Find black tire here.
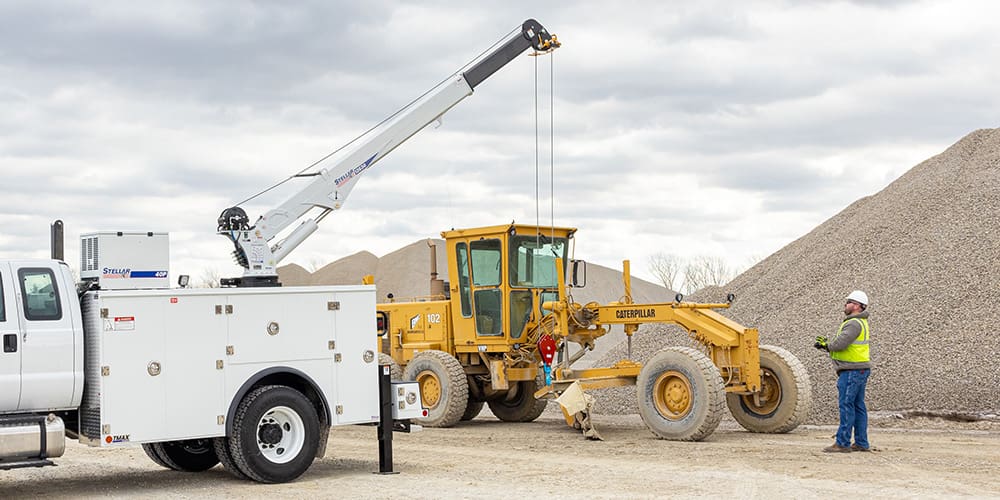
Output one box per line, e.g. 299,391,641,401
637,347,725,441
144,440,219,472
488,373,547,423
378,353,403,381
142,443,172,470
403,350,468,428
726,344,812,433
461,400,485,421
228,385,320,483
214,437,251,481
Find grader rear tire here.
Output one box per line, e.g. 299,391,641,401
378,353,403,381
637,347,725,441
404,350,468,428
726,344,812,433
488,375,547,423
461,400,485,421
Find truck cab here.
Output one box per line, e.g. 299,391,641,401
0,260,83,415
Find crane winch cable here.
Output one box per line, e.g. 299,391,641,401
534,45,540,250
550,49,555,245
531,44,557,251
233,24,522,208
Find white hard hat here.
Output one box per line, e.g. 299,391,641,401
846,290,869,306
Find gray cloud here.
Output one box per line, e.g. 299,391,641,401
1,1,997,282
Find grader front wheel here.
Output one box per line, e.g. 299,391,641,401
403,350,469,428
726,345,812,433
637,347,725,441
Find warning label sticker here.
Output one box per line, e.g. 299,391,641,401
113,316,135,331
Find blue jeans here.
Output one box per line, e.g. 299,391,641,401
836,369,870,448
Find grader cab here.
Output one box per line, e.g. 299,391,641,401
375,224,811,440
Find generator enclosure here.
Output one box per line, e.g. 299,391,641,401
77,284,380,446
80,232,170,290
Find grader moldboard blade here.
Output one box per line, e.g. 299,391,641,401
554,381,602,440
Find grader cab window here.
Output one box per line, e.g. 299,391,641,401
470,239,503,336
470,239,502,286
456,243,472,317
509,235,567,288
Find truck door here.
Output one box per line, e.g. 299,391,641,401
0,264,21,411
12,263,77,410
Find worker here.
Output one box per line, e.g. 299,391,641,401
814,290,871,453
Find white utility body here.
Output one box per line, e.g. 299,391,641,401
80,284,379,445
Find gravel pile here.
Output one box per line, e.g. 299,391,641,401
593,128,1000,423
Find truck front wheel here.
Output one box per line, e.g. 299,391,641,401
143,439,219,472
228,385,320,483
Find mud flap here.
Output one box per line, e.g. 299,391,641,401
556,381,603,441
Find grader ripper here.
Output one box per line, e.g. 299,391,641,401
375,224,811,440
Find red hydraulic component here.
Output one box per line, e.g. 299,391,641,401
538,334,557,366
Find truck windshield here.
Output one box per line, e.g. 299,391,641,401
509,235,567,288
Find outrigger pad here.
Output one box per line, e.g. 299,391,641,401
556,381,603,441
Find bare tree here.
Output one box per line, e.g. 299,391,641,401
682,256,736,294
197,267,222,288
648,252,682,292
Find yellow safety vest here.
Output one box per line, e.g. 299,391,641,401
830,317,870,363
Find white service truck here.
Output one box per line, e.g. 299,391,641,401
0,19,559,484
0,232,422,483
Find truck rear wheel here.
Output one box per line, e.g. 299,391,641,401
637,347,725,441
488,375,547,423
726,345,812,433
143,439,219,472
403,350,468,428
142,443,171,469
213,437,250,480
228,385,320,483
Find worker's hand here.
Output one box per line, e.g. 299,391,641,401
813,336,828,351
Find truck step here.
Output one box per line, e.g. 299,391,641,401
0,458,56,470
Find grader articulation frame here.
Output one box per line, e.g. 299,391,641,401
376,224,811,441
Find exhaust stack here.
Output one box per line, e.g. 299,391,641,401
427,239,446,298
51,220,64,261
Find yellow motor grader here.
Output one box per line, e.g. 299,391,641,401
373,224,811,440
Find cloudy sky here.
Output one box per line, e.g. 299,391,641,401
1,0,997,286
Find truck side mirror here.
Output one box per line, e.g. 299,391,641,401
570,259,586,288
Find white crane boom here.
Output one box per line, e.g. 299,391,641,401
216,19,559,287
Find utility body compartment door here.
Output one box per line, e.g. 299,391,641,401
0,264,21,411
332,289,379,424
96,291,226,444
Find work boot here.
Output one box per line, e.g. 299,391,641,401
851,444,871,452
822,444,851,453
